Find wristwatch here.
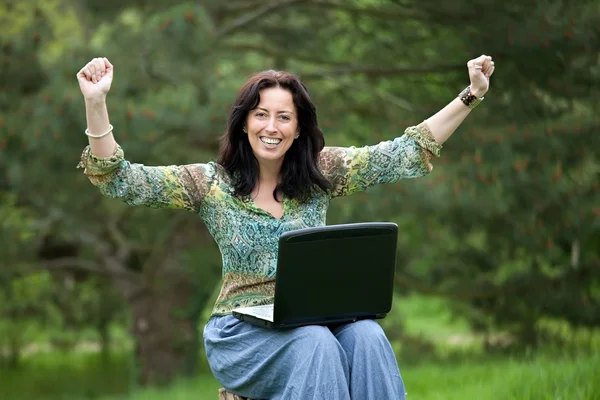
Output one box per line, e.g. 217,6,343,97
459,86,484,109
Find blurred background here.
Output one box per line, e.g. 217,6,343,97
1,0,599,399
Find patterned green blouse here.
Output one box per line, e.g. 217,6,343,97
78,122,441,317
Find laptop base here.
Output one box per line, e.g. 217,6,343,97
232,304,386,330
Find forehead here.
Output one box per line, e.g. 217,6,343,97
257,87,295,111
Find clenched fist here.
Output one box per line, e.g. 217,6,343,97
77,57,114,100
467,55,495,98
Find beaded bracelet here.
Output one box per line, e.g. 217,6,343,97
458,86,484,109
85,124,114,139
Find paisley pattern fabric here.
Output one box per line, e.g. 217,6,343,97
77,122,441,316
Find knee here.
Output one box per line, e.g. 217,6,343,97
297,325,343,349
335,319,389,349
294,325,348,363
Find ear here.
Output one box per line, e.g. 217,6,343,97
243,126,248,133
295,130,300,139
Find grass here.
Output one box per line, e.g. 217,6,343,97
402,353,599,400
0,351,132,400
1,345,597,400
2,295,598,400
99,353,598,400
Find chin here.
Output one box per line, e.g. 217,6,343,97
256,151,285,163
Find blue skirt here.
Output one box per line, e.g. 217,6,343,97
203,315,406,400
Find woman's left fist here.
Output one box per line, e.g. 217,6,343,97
467,55,495,98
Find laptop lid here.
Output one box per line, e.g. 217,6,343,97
272,222,398,325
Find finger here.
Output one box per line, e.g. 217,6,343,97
467,59,483,71
103,57,114,72
76,67,88,80
469,54,492,71
482,59,495,76
482,57,493,72
78,66,93,82
477,54,492,64
97,58,106,77
94,58,105,80
88,62,97,83
470,63,483,73
85,68,94,81
91,58,103,82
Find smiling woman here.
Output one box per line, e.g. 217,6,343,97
245,88,298,163
216,70,331,208
76,54,494,400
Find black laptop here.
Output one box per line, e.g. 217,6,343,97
232,222,398,329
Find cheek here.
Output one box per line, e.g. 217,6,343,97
286,124,298,138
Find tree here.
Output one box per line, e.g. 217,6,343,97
1,0,598,386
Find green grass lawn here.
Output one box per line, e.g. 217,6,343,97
1,350,597,400
2,295,598,400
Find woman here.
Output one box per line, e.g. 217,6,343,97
76,55,494,400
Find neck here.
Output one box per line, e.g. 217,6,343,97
257,159,282,183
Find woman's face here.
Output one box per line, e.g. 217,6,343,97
245,87,299,170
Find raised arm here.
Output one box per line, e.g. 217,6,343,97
76,57,117,157
320,55,495,198
75,58,212,212
425,55,494,144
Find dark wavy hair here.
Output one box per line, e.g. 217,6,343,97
216,70,331,202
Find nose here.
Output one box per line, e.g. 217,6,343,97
265,117,277,133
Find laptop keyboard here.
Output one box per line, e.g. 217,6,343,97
238,304,274,322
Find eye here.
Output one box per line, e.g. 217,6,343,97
279,115,291,121
255,112,266,118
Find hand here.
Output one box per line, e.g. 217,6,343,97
76,57,114,101
467,55,495,98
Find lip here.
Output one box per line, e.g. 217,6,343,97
259,137,283,145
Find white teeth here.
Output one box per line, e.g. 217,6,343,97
260,137,282,145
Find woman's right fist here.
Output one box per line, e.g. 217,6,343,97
77,57,113,100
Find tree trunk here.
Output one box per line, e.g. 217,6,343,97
128,277,199,386
519,316,539,349
113,217,214,387
8,335,21,369
97,319,111,362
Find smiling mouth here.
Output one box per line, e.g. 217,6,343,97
260,137,282,145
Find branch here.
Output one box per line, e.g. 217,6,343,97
10,257,136,281
74,230,140,280
105,208,148,261
300,63,464,80
223,0,417,21
222,43,353,68
333,76,415,111
214,0,307,39
302,0,417,19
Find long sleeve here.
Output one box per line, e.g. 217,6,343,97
319,122,442,198
76,143,214,213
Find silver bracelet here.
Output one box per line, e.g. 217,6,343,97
85,124,114,138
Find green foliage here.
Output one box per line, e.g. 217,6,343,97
0,272,53,367
0,0,599,386
0,193,38,263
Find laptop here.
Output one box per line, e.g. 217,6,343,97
232,222,398,329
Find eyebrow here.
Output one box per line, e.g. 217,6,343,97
256,107,294,114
